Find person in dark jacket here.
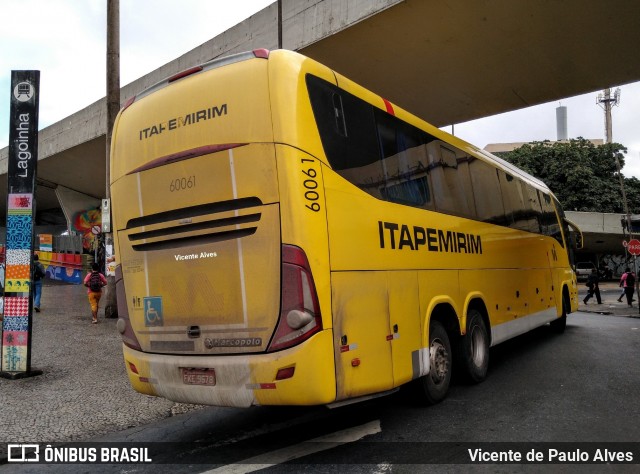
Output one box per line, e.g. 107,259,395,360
583,268,601,305
33,254,46,312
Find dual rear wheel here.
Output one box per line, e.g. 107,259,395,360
456,309,490,383
417,292,569,404
417,309,490,404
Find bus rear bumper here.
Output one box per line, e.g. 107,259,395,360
122,329,336,408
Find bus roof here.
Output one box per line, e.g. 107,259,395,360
123,47,557,201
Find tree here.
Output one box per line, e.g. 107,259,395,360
501,138,638,213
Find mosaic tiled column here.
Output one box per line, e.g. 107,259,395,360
1,70,42,378
2,194,34,371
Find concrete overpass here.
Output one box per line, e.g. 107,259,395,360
2,0,640,228
565,211,636,278
565,211,627,256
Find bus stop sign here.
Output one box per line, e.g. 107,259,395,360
628,239,640,255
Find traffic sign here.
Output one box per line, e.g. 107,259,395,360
627,239,640,255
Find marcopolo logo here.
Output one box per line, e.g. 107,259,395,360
205,337,262,348
13,81,35,102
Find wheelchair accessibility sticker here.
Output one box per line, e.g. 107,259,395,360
144,296,163,327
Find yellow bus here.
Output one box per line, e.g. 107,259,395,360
110,49,580,408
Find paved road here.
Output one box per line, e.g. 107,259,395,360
1,282,639,472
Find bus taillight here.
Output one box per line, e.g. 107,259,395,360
267,245,322,352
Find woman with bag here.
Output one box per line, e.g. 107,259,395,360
83,263,107,323
617,268,636,307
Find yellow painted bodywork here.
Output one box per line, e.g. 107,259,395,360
122,328,335,407
111,49,578,408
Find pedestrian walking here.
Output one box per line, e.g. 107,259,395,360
583,268,602,304
32,254,46,312
617,267,636,307
83,262,107,323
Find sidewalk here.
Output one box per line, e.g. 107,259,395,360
578,281,640,317
0,281,202,460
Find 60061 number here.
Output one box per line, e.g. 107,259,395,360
301,159,320,212
170,176,196,192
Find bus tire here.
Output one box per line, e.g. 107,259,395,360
457,309,489,383
550,293,568,334
416,320,452,405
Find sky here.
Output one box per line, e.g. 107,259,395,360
1,0,639,178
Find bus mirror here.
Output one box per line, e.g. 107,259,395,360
574,232,583,250
565,219,583,250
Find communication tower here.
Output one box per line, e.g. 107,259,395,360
596,87,621,144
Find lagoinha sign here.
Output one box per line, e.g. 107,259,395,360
1,70,41,378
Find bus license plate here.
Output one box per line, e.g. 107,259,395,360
181,368,216,386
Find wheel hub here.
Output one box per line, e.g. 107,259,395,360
430,338,449,383
470,326,487,367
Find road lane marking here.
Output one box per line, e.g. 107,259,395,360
201,419,381,474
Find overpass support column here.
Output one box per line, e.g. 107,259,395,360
55,186,102,237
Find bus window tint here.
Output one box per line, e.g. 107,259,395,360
523,184,543,234
375,109,434,209
427,143,474,218
517,180,542,234
307,72,564,243
454,152,477,218
307,74,439,208
499,171,529,231
541,193,564,247
306,74,379,172
469,159,505,225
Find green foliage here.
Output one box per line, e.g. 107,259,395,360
501,138,635,213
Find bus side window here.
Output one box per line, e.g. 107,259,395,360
375,110,434,209
469,158,506,225
498,171,531,231
427,143,475,218
307,74,378,172
307,74,385,199
332,93,347,137
540,192,564,247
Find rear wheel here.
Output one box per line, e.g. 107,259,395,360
416,320,452,405
457,309,489,383
550,293,568,334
